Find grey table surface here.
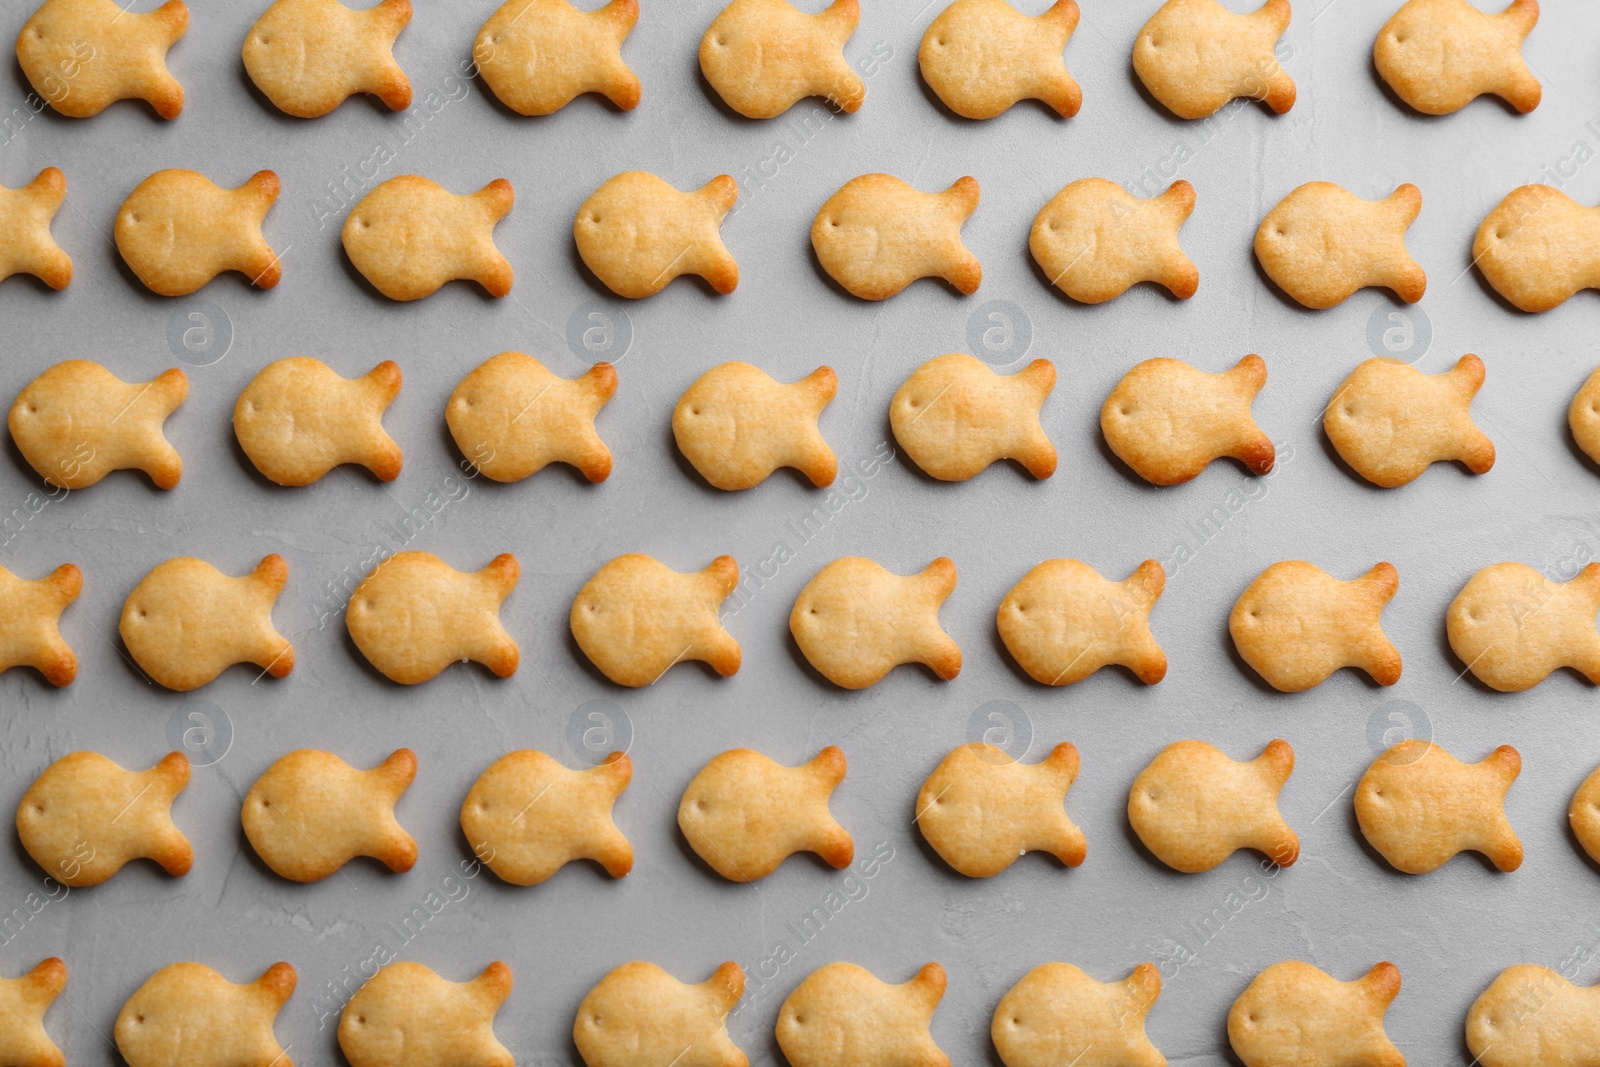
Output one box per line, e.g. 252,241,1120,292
1,0,1598,1063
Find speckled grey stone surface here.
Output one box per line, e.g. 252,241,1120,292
0,0,1597,1064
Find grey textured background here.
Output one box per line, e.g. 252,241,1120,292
0,0,1597,1063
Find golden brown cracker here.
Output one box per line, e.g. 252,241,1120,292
777,963,949,1067
0,168,71,289
813,174,980,300
1569,367,1600,468
244,0,411,117
17,751,191,887
679,747,852,881
673,363,837,490
1325,355,1493,487
116,169,281,296
1474,185,1600,313
1132,0,1293,119
1229,962,1404,1067
919,0,1079,119
1101,355,1274,485
448,354,616,483
998,558,1165,685
9,361,187,490
1447,562,1600,691
1256,182,1425,308
1230,560,1401,692
115,962,294,1067
993,963,1164,1067
1375,0,1539,115
243,748,417,882
891,354,1055,481
340,962,514,1067
570,554,741,686
916,742,1085,877
1467,965,1600,1067
234,357,402,486
700,0,861,118
1356,740,1522,873
18,0,187,118
477,0,640,115
462,750,632,886
0,563,80,686
575,962,746,1067
344,175,513,300
121,555,293,691
790,556,961,689
1570,764,1600,865
1128,739,1298,873
347,551,519,684
0,958,66,1067
1031,179,1196,303
575,171,738,298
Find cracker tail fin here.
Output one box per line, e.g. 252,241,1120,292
1500,0,1539,40
480,552,521,604
821,0,861,37
251,553,290,596
254,961,298,1008
375,0,413,32
1037,67,1082,119
1044,741,1080,785
1360,961,1403,1009
706,961,746,1009
45,563,82,604
471,961,514,1010
1043,0,1080,35
376,747,419,794
1229,352,1269,392
1255,0,1291,33
908,962,948,1009
800,365,839,408
1500,62,1541,113
1256,738,1296,784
